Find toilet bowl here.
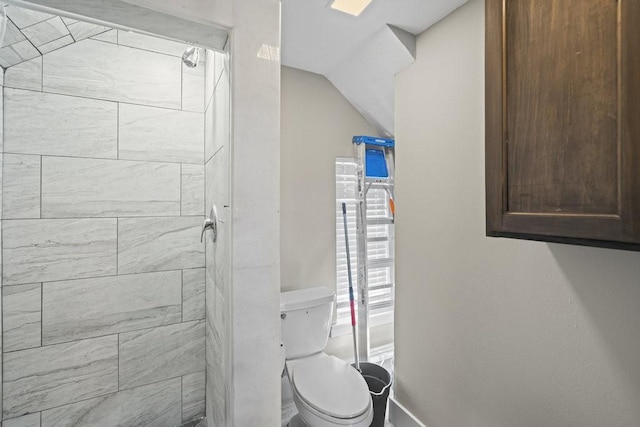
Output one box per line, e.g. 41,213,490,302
287,354,373,427
281,288,373,427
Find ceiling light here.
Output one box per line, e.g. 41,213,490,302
330,0,373,16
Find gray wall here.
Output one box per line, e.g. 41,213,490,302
280,66,393,358
280,66,376,294
394,0,640,426
1,24,206,426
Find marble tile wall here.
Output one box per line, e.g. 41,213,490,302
1,16,207,426
118,104,204,164
43,40,182,108
40,378,182,427
3,335,119,418
182,372,206,423
41,157,181,217
119,320,205,390
4,58,43,92
41,271,183,345
0,6,115,68
0,39,39,69
4,413,40,427
3,283,42,352
4,88,118,158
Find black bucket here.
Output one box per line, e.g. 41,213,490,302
353,362,392,427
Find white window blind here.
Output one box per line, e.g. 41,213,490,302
334,157,394,335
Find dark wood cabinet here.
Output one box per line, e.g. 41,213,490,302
485,0,640,250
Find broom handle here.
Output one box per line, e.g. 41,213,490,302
342,202,360,371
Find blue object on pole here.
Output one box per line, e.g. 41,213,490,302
365,149,388,178
352,135,394,178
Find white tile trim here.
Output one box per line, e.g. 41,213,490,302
389,397,427,427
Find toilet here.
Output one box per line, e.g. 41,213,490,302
281,287,374,427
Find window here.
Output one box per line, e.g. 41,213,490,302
333,157,394,336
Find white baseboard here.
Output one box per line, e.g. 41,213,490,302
389,397,426,427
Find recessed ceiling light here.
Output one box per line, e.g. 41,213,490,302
330,0,373,16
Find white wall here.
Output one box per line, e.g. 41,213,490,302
228,1,281,425
204,48,231,427
394,1,640,426
280,66,393,356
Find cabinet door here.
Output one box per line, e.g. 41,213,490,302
486,0,640,248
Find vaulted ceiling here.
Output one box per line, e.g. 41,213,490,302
281,0,467,137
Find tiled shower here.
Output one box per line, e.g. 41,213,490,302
0,4,231,426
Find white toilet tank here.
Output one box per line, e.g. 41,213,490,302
281,287,335,359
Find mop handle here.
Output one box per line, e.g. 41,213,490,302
342,202,360,371
342,202,356,326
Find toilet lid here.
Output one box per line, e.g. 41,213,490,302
291,355,370,419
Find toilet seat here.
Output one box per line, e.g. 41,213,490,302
290,355,373,426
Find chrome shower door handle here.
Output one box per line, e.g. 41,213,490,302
201,217,217,243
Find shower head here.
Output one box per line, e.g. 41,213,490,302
182,46,199,68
